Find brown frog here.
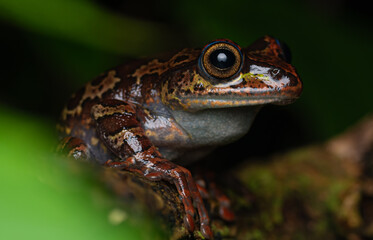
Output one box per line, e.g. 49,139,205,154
58,36,302,239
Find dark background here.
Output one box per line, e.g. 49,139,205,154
1,0,372,144
0,0,372,239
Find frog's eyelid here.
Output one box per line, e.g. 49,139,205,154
201,39,242,55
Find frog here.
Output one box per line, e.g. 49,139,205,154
58,35,302,239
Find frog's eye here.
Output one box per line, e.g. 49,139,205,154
275,39,292,63
199,40,243,80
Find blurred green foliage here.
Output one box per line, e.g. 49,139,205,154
0,107,165,240
0,0,167,55
0,0,372,239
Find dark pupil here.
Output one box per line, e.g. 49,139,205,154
209,49,235,69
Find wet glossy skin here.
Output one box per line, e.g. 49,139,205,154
58,36,302,239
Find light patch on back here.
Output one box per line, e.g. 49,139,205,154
91,104,134,120
131,48,200,85
62,70,121,120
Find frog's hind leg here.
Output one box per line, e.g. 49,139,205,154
58,136,90,160
195,173,235,222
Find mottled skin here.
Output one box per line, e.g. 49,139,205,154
58,36,302,239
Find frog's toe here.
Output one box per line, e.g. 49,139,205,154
168,166,212,237
201,222,213,239
183,213,195,232
195,173,236,222
210,182,236,222
196,179,210,198
219,204,235,222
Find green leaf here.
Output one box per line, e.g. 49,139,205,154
0,106,165,240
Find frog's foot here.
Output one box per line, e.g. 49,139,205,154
106,157,213,239
58,136,90,160
209,181,235,222
196,177,235,222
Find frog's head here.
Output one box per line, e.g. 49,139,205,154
161,36,302,111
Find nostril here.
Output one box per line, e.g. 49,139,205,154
269,68,283,80
271,68,280,75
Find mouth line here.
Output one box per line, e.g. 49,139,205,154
179,95,298,109
181,95,295,102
